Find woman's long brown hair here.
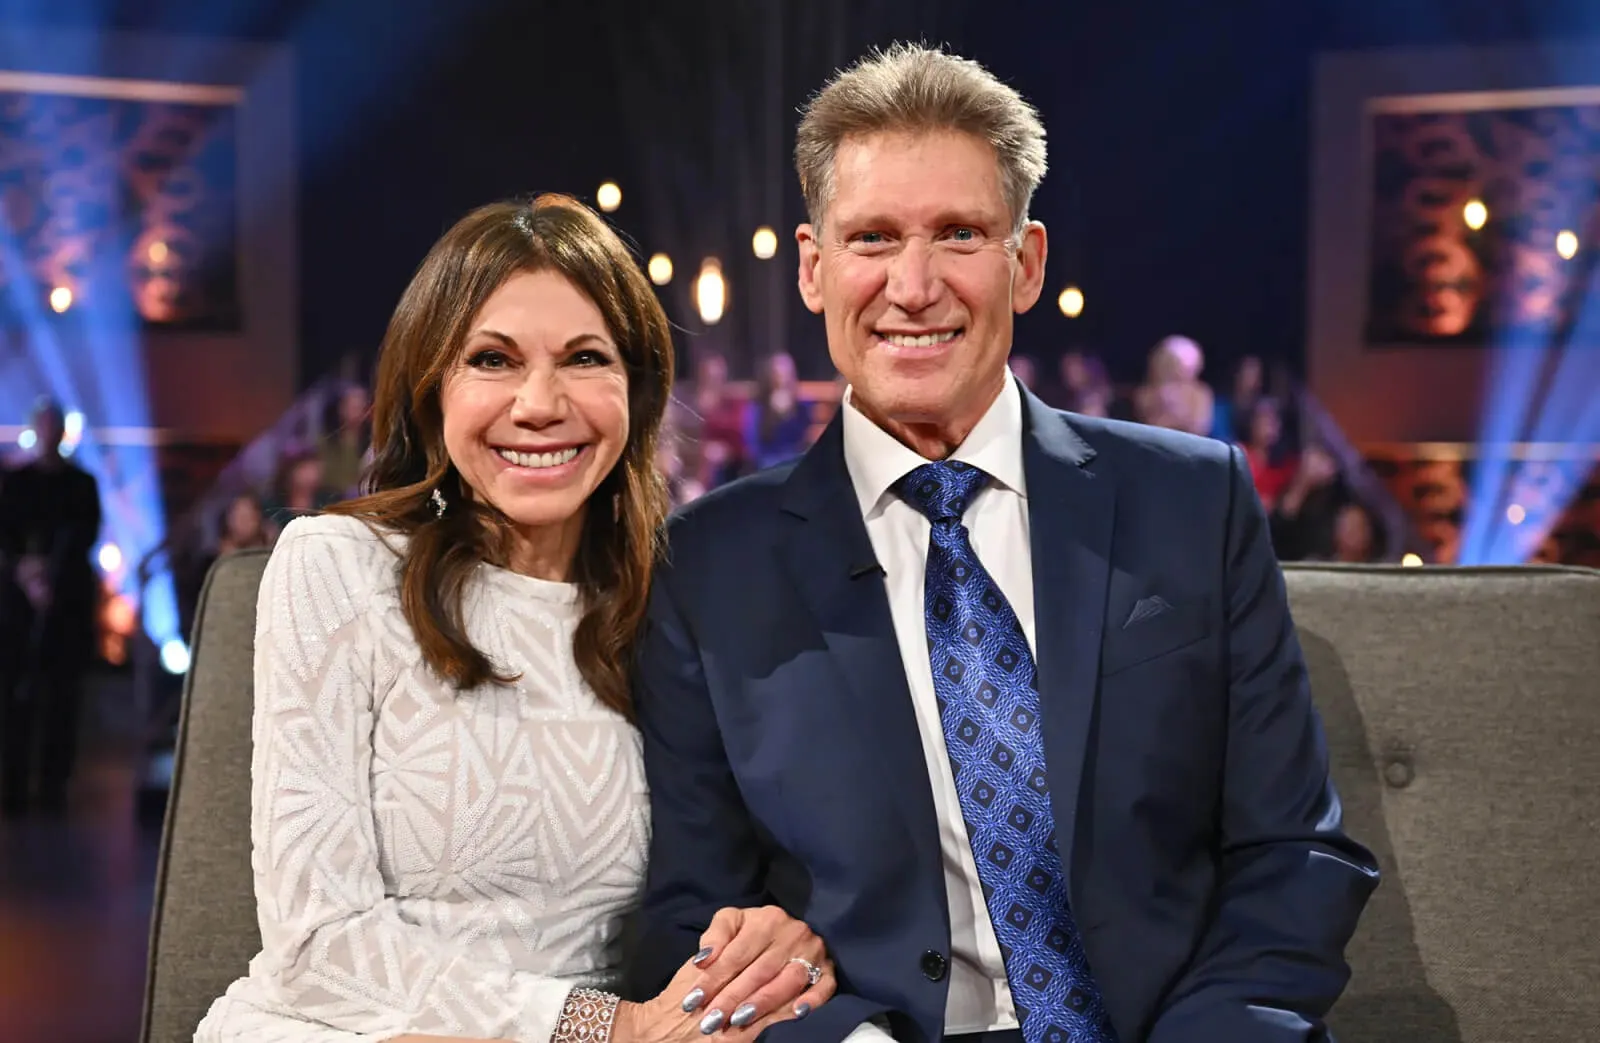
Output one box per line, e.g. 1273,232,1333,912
327,195,674,718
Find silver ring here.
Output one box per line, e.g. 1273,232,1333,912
788,957,823,986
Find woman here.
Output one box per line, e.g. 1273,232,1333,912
318,382,375,497
1328,501,1384,563
1239,397,1298,512
741,352,812,472
198,197,833,1043
177,492,273,642
1209,354,1263,443
1132,334,1214,436
1055,349,1112,417
214,491,273,554
261,447,338,536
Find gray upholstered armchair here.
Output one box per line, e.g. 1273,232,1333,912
139,554,1600,1043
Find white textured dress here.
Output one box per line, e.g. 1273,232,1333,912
196,514,650,1043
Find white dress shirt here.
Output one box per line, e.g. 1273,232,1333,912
840,376,1033,1034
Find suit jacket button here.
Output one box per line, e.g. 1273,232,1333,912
920,951,948,981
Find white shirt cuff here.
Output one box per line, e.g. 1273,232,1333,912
841,1016,896,1043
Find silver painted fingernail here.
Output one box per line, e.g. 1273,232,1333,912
681,988,706,1012
793,1003,811,1019
691,946,714,965
729,1004,757,1028
699,1010,726,1034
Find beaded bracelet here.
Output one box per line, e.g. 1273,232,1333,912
553,987,622,1043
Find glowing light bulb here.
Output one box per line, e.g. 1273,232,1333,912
161,639,191,675
695,259,726,325
1057,286,1084,318
98,543,123,573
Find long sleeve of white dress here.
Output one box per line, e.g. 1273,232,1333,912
197,516,650,1043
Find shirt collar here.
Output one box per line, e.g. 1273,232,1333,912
840,374,1028,521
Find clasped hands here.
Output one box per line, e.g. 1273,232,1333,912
385,904,833,1043
619,904,834,1043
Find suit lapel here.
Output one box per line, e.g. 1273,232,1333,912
1021,390,1115,893
776,416,945,877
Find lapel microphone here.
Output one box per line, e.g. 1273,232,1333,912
849,563,885,579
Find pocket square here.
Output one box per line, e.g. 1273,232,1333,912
1123,595,1173,628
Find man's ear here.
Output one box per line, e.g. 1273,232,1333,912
1011,220,1048,314
797,223,825,315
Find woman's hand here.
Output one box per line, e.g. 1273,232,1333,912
683,906,834,1028
615,905,835,1043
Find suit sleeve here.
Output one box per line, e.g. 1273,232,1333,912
627,559,891,1042
626,562,772,998
1146,446,1380,1043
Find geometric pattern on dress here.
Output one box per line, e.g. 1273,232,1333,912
195,514,648,1043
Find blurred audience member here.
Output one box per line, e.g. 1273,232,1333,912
1043,349,1112,417
1270,444,1352,561
687,350,745,484
1241,397,1298,511
0,398,102,817
218,491,273,554
657,405,711,508
262,448,336,537
177,492,274,642
1212,354,1264,442
1008,353,1038,391
319,383,373,497
1134,335,1214,435
743,351,812,471
1329,502,1384,563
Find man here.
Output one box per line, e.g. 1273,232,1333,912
0,398,103,816
629,44,1377,1043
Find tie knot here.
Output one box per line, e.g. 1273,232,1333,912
893,460,989,524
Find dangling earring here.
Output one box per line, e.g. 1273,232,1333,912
430,487,447,518
613,492,621,522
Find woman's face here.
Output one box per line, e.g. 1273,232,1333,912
339,386,370,428
288,458,323,496
225,495,263,541
1235,356,1263,398
768,351,798,390
1335,504,1375,560
1250,402,1282,447
697,354,728,392
438,270,630,572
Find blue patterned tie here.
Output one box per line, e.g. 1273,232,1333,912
894,460,1115,1043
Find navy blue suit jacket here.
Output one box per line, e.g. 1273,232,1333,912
627,389,1378,1043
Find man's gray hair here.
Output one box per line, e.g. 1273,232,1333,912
795,42,1048,234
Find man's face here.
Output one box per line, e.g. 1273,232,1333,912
797,130,1046,448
